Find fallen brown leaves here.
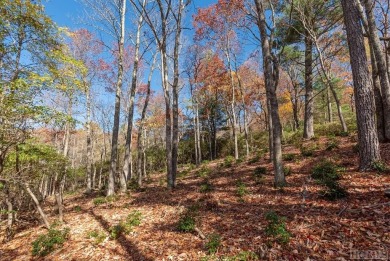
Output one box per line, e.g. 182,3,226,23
0,136,389,260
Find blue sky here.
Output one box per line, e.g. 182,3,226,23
42,0,221,123
44,0,216,30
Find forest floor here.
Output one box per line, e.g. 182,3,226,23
1,135,389,260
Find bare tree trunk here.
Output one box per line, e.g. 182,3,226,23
303,30,315,139
330,84,348,133
236,70,250,157
86,83,92,193
327,85,333,123
195,103,202,164
25,183,50,229
254,0,285,187
108,0,126,196
363,0,390,141
370,49,386,142
136,55,155,186
170,0,186,188
341,0,381,170
225,47,239,160
123,0,146,191
4,183,14,242
314,40,348,133
267,99,274,161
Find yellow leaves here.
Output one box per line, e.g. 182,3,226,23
278,91,293,119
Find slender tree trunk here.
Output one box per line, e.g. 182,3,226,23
4,183,14,242
314,40,348,133
171,0,185,188
341,0,381,170
107,0,126,196
25,183,50,229
370,49,386,142
327,85,333,123
303,30,315,139
225,48,239,160
237,73,250,157
136,55,155,187
267,99,274,161
86,83,92,193
254,0,285,187
330,83,348,133
123,0,146,190
195,103,202,164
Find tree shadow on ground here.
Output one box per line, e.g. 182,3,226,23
88,209,153,261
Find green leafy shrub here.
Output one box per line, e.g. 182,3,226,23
224,156,235,167
283,166,292,176
311,161,340,180
253,167,266,184
205,233,221,254
122,210,142,233
311,161,347,200
283,153,295,161
225,251,259,261
106,195,119,203
236,181,248,198
178,205,199,232
128,179,141,191
86,229,106,245
197,166,211,178
318,178,348,200
372,161,388,173
178,215,196,232
236,157,244,164
178,169,190,178
325,139,339,151
73,205,82,212
32,227,70,256
200,180,213,193
264,211,290,244
109,224,124,239
300,146,315,157
93,197,106,206
249,155,261,164
254,167,267,176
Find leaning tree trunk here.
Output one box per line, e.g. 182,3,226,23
326,85,333,123
341,0,381,170
25,183,50,229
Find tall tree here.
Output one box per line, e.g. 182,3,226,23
341,0,381,170
122,0,147,192
81,0,128,195
253,0,286,187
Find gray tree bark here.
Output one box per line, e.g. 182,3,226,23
363,0,390,141
122,1,145,192
341,0,381,170
254,0,285,187
107,0,127,196
303,30,315,139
